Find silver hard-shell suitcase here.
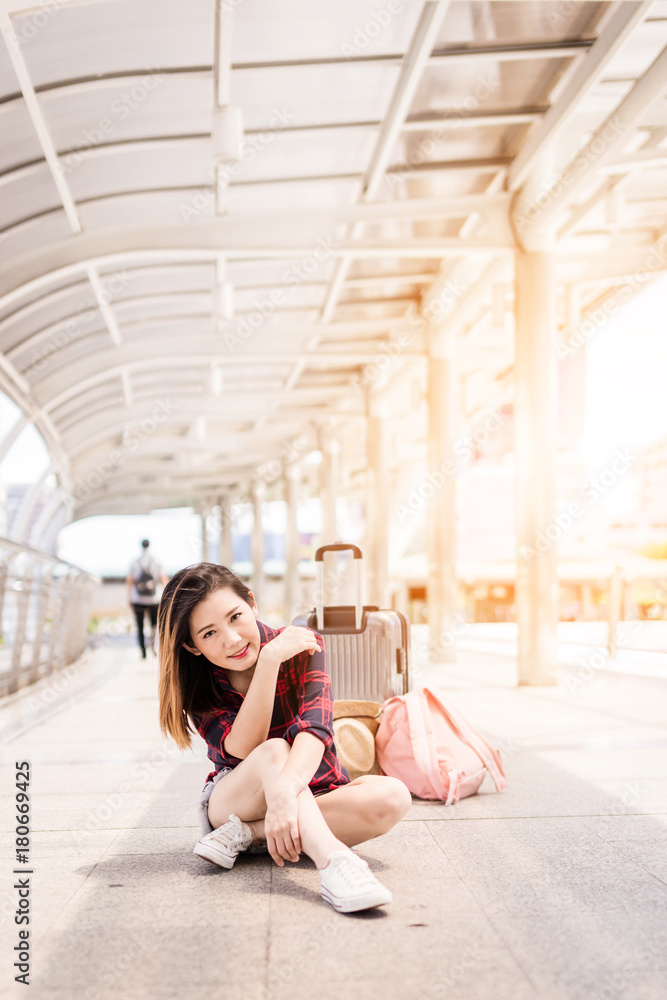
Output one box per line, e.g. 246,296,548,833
293,544,410,702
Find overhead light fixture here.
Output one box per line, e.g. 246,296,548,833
212,105,244,165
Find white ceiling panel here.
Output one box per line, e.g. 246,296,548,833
76,189,216,229
14,0,215,89
101,263,214,299
437,1,607,46
232,0,423,63
121,317,213,341
0,278,92,345
0,209,72,263
114,291,212,324
230,62,402,129
38,73,212,151
226,176,362,214
413,56,572,120
0,159,67,229
217,125,378,185
0,33,21,97
10,313,110,374
396,122,511,164
0,98,47,172
65,137,214,202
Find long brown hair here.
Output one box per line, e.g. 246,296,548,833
158,562,254,749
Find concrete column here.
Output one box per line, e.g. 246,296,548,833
366,399,390,608
622,579,634,622
284,464,300,619
426,342,458,662
319,425,339,545
200,509,209,562
607,563,624,657
515,250,559,685
581,582,595,621
218,494,233,567
250,482,265,612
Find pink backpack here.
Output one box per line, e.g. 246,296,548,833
375,687,507,803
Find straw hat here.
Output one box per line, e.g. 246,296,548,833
333,700,382,736
332,716,381,781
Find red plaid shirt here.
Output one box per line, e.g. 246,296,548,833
193,620,350,794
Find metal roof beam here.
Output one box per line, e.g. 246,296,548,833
403,108,546,131
263,0,451,434
430,39,593,64
0,230,513,312
41,363,360,414
8,313,428,359
318,0,452,334
0,188,511,246
32,338,425,402
522,42,667,235
508,1,653,192
0,360,70,486
66,409,358,458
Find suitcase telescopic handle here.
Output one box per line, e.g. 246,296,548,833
315,544,363,632
314,544,362,561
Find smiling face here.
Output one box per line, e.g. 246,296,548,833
185,586,261,672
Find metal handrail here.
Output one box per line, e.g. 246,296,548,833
0,535,98,572
0,536,99,697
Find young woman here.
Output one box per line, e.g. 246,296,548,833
158,562,411,914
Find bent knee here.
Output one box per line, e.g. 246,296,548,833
385,777,412,819
367,776,412,824
252,737,290,765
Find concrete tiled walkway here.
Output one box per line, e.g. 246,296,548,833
1,639,666,1000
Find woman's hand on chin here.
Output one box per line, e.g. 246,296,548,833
263,626,320,664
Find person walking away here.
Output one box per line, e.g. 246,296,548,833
127,539,166,658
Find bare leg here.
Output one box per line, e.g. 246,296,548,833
314,775,412,847
206,742,411,865
248,775,412,850
206,739,346,867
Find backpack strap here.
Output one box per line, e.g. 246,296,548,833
445,769,461,806
404,691,447,801
423,688,507,792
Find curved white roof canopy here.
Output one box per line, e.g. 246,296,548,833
0,0,666,532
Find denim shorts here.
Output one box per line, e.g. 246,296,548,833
198,768,233,838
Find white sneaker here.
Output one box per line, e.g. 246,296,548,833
193,813,253,869
320,849,393,913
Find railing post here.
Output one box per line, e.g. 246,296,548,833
9,564,33,695
47,572,68,674
29,565,55,683
0,558,9,647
